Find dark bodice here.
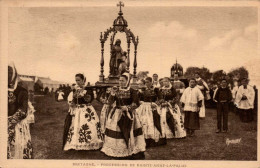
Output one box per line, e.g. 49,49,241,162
139,87,159,102
8,86,28,117
73,97,87,104
108,88,139,107
159,86,177,101
72,88,94,105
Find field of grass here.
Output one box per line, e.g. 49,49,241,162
30,95,257,160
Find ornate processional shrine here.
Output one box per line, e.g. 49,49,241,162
95,1,139,88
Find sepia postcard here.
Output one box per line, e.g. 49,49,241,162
0,0,259,168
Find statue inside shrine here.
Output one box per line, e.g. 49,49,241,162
97,1,139,86
110,39,124,76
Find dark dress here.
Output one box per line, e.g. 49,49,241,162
137,87,166,147
101,88,146,159
8,85,33,159
158,86,186,139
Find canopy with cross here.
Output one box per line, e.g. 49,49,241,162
97,1,139,87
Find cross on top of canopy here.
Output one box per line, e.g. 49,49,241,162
117,1,124,15
100,1,138,46
99,1,139,82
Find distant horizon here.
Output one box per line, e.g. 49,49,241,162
16,64,255,86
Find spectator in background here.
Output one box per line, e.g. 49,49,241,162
55,89,59,101
208,83,216,108
172,73,185,114
61,84,66,99
159,78,164,88
50,88,54,96
58,90,64,102
235,78,255,122
44,87,49,95
232,80,239,115
195,72,209,118
213,78,232,133
152,73,160,88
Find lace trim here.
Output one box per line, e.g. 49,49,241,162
166,133,175,139
64,142,103,151
101,145,145,157
165,133,186,139
132,145,146,155
101,146,132,157
144,134,161,140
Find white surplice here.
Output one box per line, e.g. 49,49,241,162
235,85,255,109
180,87,204,112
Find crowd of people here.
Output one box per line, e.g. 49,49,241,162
60,71,257,160
54,84,72,102
8,60,257,159
207,78,258,123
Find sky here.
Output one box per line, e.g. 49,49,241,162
8,5,259,85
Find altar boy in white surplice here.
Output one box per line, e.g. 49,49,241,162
235,78,255,122
180,78,204,137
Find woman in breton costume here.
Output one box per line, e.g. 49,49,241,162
8,62,33,159
99,87,116,136
101,73,146,159
157,77,186,139
136,77,166,147
63,73,103,150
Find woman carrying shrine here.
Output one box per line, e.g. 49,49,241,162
136,77,166,147
101,73,146,159
157,77,186,139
